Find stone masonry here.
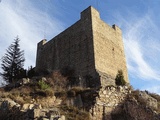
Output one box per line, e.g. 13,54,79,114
35,6,129,87
89,86,159,120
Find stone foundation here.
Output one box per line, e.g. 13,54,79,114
89,86,131,120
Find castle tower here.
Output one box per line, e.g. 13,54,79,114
35,6,129,87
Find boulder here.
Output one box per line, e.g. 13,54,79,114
0,100,9,110
58,115,65,120
27,109,41,119
21,103,42,112
54,99,62,106
22,78,30,85
21,103,30,111
0,98,20,110
49,110,60,120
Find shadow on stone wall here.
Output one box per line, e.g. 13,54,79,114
60,66,101,89
59,67,101,112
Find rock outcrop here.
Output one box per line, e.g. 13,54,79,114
0,97,65,120
88,86,160,120
0,77,160,120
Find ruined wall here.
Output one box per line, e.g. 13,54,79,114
89,86,159,120
89,86,131,120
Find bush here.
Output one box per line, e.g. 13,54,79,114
27,66,36,78
115,70,126,86
38,80,50,90
50,71,68,91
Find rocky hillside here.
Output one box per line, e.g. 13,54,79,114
0,72,160,120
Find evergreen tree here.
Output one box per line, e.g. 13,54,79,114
0,36,25,83
115,70,126,86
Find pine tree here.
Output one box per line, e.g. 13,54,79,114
115,70,126,86
0,36,25,83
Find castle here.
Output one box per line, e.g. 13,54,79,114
35,6,129,87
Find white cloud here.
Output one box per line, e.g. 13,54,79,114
0,0,65,85
114,11,160,81
0,0,64,69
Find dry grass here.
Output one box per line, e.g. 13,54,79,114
148,92,160,113
0,88,9,98
129,90,147,106
0,80,54,106
127,90,160,114
49,71,68,91
5,86,33,105
36,96,55,108
67,87,90,98
59,105,89,120
54,86,90,99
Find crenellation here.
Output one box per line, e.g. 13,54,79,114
81,6,100,20
37,39,47,48
112,24,122,34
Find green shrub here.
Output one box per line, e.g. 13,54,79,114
38,80,50,90
115,70,126,86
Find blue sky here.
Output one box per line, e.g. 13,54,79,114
0,0,160,94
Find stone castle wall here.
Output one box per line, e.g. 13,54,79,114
90,7,128,82
36,10,96,77
35,6,129,86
